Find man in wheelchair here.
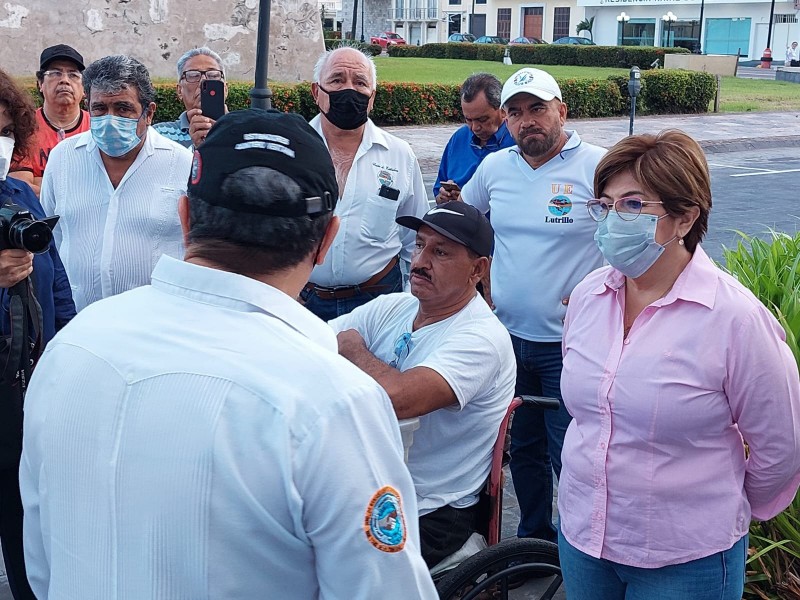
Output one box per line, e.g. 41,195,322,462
331,202,516,568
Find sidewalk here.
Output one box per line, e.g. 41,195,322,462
386,110,800,173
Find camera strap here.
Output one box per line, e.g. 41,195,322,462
1,277,43,392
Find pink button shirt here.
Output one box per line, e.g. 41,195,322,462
559,246,800,568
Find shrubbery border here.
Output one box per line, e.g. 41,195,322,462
22,69,715,126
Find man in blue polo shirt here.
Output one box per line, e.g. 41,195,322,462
434,73,514,203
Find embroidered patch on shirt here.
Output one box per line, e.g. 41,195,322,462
377,169,394,188
364,486,406,552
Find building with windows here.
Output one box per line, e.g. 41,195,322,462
579,0,799,59
439,0,582,42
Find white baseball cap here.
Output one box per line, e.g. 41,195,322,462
501,68,562,106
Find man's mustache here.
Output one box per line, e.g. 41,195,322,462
411,268,431,281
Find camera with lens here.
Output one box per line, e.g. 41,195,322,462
0,200,59,255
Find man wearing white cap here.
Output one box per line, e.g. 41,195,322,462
455,67,606,543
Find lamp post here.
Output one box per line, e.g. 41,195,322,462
661,11,677,47
250,0,273,109
360,0,365,43
695,0,704,53
617,12,630,46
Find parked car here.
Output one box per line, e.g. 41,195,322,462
448,33,477,43
370,31,407,48
509,36,548,45
474,35,509,45
552,36,596,45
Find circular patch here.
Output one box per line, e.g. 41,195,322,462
190,150,202,185
548,195,573,216
364,486,406,553
513,71,536,86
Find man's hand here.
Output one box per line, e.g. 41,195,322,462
188,104,230,148
435,187,461,204
0,249,33,288
337,328,368,360
435,181,462,205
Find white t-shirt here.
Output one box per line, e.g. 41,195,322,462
330,292,516,515
461,130,606,342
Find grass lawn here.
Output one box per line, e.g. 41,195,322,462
373,57,800,113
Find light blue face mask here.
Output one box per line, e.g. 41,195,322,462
594,211,676,279
90,114,143,157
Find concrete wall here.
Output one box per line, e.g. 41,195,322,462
665,53,738,76
0,0,325,82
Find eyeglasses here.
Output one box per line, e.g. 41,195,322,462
42,69,82,81
587,197,665,222
180,69,224,83
388,333,412,368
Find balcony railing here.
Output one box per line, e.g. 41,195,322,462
389,7,439,21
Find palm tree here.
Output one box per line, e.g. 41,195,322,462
576,16,595,42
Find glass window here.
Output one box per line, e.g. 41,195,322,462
553,7,570,40
619,19,655,46
497,8,511,40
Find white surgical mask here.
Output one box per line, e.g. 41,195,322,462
0,136,14,181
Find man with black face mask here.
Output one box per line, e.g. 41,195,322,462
302,47,428,321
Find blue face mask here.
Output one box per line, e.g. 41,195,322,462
90,114,144,157
594,212,676,278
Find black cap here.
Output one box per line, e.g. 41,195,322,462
396,202,494,258
188,109,338,217
40,44,85,71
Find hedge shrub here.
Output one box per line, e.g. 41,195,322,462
25,68,711,127
390,42,689,69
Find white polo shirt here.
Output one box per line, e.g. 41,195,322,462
330,292,516,515
309,116,429,286
41,128,192,312
461,130,606,342
20,256,437,600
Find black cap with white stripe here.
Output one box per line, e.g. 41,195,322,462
396,202,494,258
188,108,338,218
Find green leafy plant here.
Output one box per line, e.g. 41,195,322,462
576,17,595,42
723,231,800,599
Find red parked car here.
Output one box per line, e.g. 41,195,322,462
370,31,407,48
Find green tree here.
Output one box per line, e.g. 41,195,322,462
576,17,595,42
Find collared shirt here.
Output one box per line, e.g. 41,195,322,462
308,116,429,286
11,108,91,178
433,122,515,197
0,177,75,342
559,246,800,568
20,256,437,600
40,128,192,311
153,111,193,148
461,130,606,341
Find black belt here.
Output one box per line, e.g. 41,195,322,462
304,257,399,300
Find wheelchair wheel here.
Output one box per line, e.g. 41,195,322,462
435,537,562,600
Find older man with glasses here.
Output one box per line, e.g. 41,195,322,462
9,45,90,196
154,47,228,149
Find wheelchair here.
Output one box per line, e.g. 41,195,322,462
432,395,564,600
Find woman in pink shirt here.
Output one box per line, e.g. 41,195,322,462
558,130,800,600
